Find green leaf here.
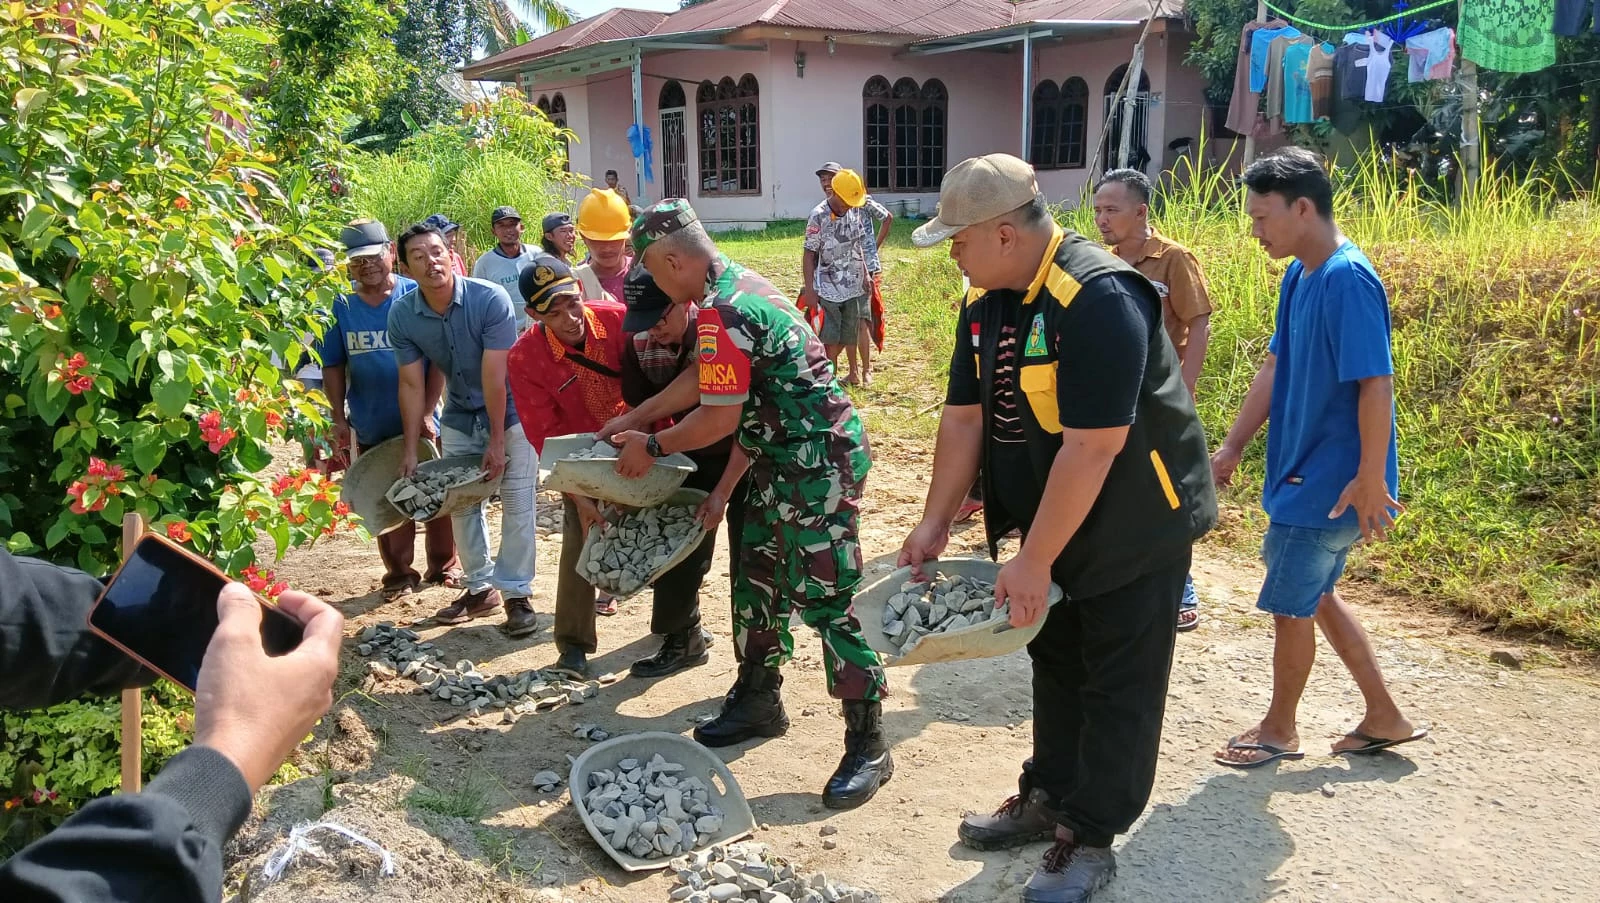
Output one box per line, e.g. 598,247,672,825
20,204,56,242
53,424,77,450
45,518,70,549
236,438,272,473
79,306,118,346
131,423,166,472
152,377,191,417
156,349,177,380
7,532,36,553
267,520,290,559
14,87,47,125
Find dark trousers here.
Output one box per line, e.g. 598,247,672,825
552,469,748,654
1026,552,1189,848
360,440,459,590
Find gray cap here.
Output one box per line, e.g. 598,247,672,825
340,219,390,258
815,161,844,177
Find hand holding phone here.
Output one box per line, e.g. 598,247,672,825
194,584,343,791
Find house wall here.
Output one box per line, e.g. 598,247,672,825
516,25,1216,223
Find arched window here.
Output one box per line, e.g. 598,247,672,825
549,93,568,171
697,74,760,195
863,76,946,192
1102,65,1151,172
1031,77,1088,170
536,95,550,115
660,80,688,199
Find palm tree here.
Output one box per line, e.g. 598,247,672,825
479,0,574,54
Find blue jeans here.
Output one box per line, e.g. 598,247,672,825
1256,522,1364,619
440,421,537,598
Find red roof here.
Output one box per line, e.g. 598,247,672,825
466,0,1184,81
463,8,668,80
650,0,1012,40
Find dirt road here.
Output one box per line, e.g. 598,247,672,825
243,443,1600,902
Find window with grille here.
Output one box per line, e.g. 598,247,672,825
696,75,760,195
1030,78,1088,170
1101,65,1151,172
862,76,946,192
550,93,569,172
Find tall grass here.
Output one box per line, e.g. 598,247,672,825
721,158,1600,645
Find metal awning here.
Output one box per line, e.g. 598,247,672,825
468,30,763,85
903,19,1143,55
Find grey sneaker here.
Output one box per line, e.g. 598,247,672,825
1022,842,1116,903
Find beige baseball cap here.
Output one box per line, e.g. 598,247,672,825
911,153,1042,247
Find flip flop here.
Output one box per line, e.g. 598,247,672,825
1335,728,1429,755
1177,608,1201,632
1215,736,1306,769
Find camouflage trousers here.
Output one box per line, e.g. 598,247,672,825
732,469,888,701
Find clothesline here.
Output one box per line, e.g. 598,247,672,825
1261,0,1455,33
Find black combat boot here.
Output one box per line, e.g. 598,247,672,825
822,699,894,809
693,660,789,747
630,626,711,679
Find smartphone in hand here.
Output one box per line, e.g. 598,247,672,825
87,534,305,692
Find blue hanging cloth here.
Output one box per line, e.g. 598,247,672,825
627,124,655,184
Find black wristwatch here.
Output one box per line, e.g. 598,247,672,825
645,433,666,458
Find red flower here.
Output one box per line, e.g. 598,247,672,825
233,234,247,249
279,499,294,516
165,521,192,542
41,304,62,319
65,376,94,394
174,196,191,211
333,501,351,516
269,580,289,596
265,410,283,429
206,428,235,454
200,410,221,429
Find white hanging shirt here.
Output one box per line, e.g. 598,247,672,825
1365,33,1394,103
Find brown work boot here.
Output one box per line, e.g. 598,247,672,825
500,596,540,638
431,588,502,625
958,786,1060,851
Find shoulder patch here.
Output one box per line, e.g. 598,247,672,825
1044,265,1081,310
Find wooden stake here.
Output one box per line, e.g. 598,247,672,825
119,512,145,793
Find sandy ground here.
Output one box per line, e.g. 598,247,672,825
233,438,1600,903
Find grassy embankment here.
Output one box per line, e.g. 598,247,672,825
717,161,1600,646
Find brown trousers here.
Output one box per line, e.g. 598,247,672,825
359,439,460,590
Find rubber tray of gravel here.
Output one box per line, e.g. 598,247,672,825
569,731,755,872
578,488,708,600
539,432,696,508
853,557,1064,667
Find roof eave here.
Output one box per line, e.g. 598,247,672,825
904,18,1153,55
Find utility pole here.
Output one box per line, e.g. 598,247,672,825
1458,0,1480,194
1240,0,1268,167
1118,39,1146,168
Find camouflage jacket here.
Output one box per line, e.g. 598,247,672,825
694,254,870,489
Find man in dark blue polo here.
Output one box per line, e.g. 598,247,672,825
388,222,539,638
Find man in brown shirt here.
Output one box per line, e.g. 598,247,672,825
1094,168,1212,631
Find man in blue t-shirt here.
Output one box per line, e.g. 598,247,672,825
322,220,462,598
1211,149,1425,770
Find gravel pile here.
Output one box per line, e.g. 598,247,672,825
355,623,617,723
388,466,482,520
579,753,726,861
881,574,1007,656
578,502,701,596
666,842,880,903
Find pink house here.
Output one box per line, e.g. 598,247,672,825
464,0,1220,225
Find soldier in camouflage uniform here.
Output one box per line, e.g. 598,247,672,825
609,199,891,810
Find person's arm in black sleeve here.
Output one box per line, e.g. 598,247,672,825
0,549,151,711
945,297,979,407
0,745,252,903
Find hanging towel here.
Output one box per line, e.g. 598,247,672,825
1250,25,1302,92
1553,0,1598,35
1266,34,1314,132
1226,21,1272,137
1460,0,1557,73
1365,31,1394,103
1309,43,1337,120
1406,28,1456,82
1282,41,1316,124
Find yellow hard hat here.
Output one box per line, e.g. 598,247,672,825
577,188,632,241
830,168,867,208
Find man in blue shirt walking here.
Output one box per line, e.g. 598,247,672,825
389,223,540,638
1212,149,1425,768
322,220,462,598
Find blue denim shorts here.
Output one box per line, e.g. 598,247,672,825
1256,522,1364,619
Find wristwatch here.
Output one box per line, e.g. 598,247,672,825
645,433,666,458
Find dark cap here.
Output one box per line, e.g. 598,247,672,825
518,254,580,314
491,205,522,225
815,161,844,177
423,213,459,234
541,212,573,234
340,219,390,258
622,268,674,333
630,199,700,255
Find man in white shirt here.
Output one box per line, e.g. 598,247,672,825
471,206,539,333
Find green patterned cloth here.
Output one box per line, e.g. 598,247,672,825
1460,0,1556,73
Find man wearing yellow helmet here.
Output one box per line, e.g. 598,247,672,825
573,187,636,303
802,165,886,385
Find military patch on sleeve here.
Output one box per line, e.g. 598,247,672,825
1024,312,1048,357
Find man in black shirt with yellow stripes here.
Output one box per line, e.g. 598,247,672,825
898,154,1217,903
